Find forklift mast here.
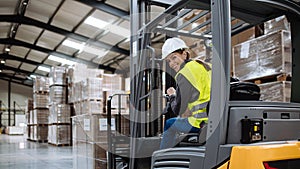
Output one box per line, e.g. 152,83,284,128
129,0,300,169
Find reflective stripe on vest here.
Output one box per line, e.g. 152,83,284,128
193,112,208,118
190,101,209,113
175,60,211,128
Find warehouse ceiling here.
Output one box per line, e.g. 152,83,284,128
0,0,295,87
0,0,136,87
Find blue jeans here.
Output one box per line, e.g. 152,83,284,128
160,117,200,149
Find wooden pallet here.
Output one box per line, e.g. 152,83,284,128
245,73,291,84
82,98,103,102
27,123,49,127
49,123,70,126
27,139,48,143
48,142,72,147
33,91,49,95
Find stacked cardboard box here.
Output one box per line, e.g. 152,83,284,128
232,16,292,102
29,76,50,142
81,100,104,114
48,66,72,146
48,125,71,145
264,15,290,35
68,65,130,168
33,109,49,124
33,76,49,92
72,113,130,169
259,81,291,102
82,78,103,100
232,30,291,81
49,66,67,86
32,125,48,141
73,141,107,169
33,93,49,108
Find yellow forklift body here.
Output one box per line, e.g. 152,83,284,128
220,142,300,169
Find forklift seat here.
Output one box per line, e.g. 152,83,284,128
177,124,207,147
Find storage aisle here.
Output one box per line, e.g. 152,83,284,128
0,134,73,169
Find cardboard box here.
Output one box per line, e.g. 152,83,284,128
232,30,291,81
73,141,107,169
48,124,71,145
264,15,290,35
49,104,71,124
259,81,291,102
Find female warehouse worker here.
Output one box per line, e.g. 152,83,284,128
160,37,211,149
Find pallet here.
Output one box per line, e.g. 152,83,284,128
33,91,49,95
33,107,49,110
28,123,49,127
48,142,71,147
49,84,67,88
245,73,291,84
82,98,103,102
27,139,48,143
49,123,70,126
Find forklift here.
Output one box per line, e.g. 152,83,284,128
107,0,300,168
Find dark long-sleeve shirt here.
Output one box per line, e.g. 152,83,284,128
169,61,200,116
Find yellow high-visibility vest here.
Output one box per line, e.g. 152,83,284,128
175,60,211,128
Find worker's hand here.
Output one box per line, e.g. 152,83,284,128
166,87,176,95
181,108,192,118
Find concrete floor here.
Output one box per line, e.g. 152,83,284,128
0,134,73,169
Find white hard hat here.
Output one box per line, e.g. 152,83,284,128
161,37,188,60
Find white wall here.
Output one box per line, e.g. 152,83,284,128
0,79,33,110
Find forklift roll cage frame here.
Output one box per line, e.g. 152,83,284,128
127,0,300,168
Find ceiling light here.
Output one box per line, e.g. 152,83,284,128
0,70,2,73
84,16,130,38
0,60,5,64
62,39,85,51
82,46,108,57
84,16,109,29
62,38,108,57
5,48,10,52
124,38,130,42
37,66,51,72
48,55,76,66
30,74,36,79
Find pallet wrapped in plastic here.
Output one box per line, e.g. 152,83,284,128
25,98,34,113
258,81,291,102
102,74,124,91
49,104,71,124
68,82,82,104
82,78,103,100
49,66,67,86
72,114,130,144
33,109,49,124
233,30,291,81
33,125,48,141
48,124,71,145
67,64,104,84
49,86,67,104
81,100,104,115
33,76,49,92
73,141,107,169
72,114,116,143
33,93,49,108
264,15,290,35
